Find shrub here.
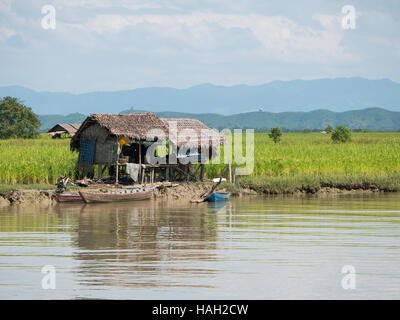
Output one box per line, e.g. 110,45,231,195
331,125,351,143
269,127,282,143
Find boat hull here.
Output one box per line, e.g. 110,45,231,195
53,193,83,202
79,188,153,203
205,192,231,202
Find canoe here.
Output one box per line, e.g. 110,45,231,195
53,193,83,203
79,186,154,203
205,192,231,202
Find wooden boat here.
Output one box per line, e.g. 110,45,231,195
205,192,231,202
79,186,154,203
53,193,83,203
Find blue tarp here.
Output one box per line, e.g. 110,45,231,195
78,139,95,164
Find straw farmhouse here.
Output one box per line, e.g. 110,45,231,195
70,112,223,183
48,123,81,138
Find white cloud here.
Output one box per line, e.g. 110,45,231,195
1,0,399,91
81,13,349,62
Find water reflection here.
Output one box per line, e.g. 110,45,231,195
70,202,218,290
1,193,400,299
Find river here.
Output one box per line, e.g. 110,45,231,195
1,193,400,299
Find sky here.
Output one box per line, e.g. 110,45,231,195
1,0,400,93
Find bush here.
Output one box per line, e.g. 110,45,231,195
269,127,282,143
331,125,351,143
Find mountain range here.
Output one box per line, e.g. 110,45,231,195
2,77,400,131
37,107,400,132
1,77,400,115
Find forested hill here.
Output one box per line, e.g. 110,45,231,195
149,108,400,131
39,107,400,131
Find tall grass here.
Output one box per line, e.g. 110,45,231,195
0,135,77,184
1,132,400,191
204,132,400,192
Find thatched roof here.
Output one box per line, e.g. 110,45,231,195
161,118,224,148
71,112,168,150
47,123,81,136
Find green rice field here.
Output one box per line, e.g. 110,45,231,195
0,135,77,185
1,132,400,192
206,131,400,192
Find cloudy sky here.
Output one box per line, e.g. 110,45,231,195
1,0,400,92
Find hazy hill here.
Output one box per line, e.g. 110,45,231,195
2,77,400,115
38,107,400,131
153,108,400,131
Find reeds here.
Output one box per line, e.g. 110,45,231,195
0,135,77,184
1,132,400,191
205,132,400,192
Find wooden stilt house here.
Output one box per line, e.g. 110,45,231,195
70,113,224,183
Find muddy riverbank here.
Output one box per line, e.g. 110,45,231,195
0,181,392,207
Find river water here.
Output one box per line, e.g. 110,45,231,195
0,193,399,299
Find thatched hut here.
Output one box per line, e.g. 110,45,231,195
70,112,168,182
47,123,81,138
70,113,224,183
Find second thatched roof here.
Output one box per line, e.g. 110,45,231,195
161,118,224,148
48,123,81,136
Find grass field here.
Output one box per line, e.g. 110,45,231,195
205,131,400,193
1,132,400,193
0,134,77,185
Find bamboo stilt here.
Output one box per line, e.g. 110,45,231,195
98,164,102,179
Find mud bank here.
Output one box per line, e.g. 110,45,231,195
0,190,55,206
0,182,239,206
244,185,395,195
0,182,392,207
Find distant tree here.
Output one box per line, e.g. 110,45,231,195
325,125,334,133
331,125,351,143
269,127,282,143
0,97,41,139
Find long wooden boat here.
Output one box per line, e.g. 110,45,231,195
205,192,231,202
53,193,83,203
79,186,154,203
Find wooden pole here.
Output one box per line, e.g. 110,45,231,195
229,163,232,183
115,136,120,184
200,164,205,181
98,164,102,179
166,166,169,182
138,142,142,182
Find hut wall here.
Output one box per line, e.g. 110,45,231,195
81,124,108,142
80,124,118,165
94,137,118,164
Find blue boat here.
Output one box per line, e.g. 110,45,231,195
205,192,231,202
